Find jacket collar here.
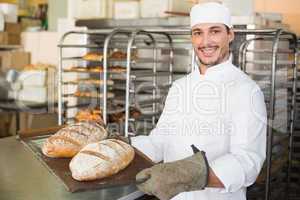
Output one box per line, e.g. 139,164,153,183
194,54,233,80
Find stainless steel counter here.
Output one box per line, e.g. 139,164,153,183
0,136,142,200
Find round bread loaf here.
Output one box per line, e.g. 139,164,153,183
42,122,108,158
69,139,135,181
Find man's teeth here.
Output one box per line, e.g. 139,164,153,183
201,47,216,54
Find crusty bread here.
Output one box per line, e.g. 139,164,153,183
88,66,103,72
79,79,114,85
69,139,135,181
109,107,141,123
110,51,127,59
110,50,138,60
83,52,103,61
75,109,104,125
42,122,108,158
74,91,115,99
111,66,126,73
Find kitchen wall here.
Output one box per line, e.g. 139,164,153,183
0,0,47,6
28,0,47,5
0,0,17,3
255,0,300,34
47,0,67,31
25,0,300,35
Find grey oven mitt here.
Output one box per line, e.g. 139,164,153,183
135,145,209,200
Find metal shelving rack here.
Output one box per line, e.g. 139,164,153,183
236,29,298,200
288,38,300,200
58,29,114,125
102,29,175,137
57,29,175,137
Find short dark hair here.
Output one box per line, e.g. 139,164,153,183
225,25,230,33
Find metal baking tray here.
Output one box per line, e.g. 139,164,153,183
19,127,154,193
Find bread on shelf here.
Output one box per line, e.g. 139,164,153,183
42,121,108,158
109,107,141,123
87,66,126,73
87,66,104,72
66,65,126,73
75,109,104,125
78,79,114,85
74,106,141,125
83,52,103,62
110,51,127,59
74,91,115,99
109,50,138,60
65,79,113,86
111,66,126,72
69,139,135,181
69,66,87,72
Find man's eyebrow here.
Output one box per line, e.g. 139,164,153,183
209,26,223,30
192,26,224,32
192,28,202,32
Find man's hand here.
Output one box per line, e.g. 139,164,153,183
135,151,209,200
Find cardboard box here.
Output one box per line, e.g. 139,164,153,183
0,31,20,45
0,32,8,44
0,51,31,72
20,18,41,31
21,32,60,65
0,112,13,137
5,22,21,34
4,23,21,44
19,112,58,131
8,112,58,136
7,33,20,45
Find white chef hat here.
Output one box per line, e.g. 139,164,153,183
190,2,232,28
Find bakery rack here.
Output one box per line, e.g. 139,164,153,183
57,29,175,137
102,29,174,137
235,29,298,200
58,29,113,125
288,37,300,200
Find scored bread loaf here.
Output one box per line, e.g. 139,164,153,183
42,122,108,158
69,139,135,181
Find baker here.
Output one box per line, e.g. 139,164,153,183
130,2,267,200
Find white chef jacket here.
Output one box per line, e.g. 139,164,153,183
132,58,267,200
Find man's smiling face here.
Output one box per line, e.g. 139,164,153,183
191,23,234,67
